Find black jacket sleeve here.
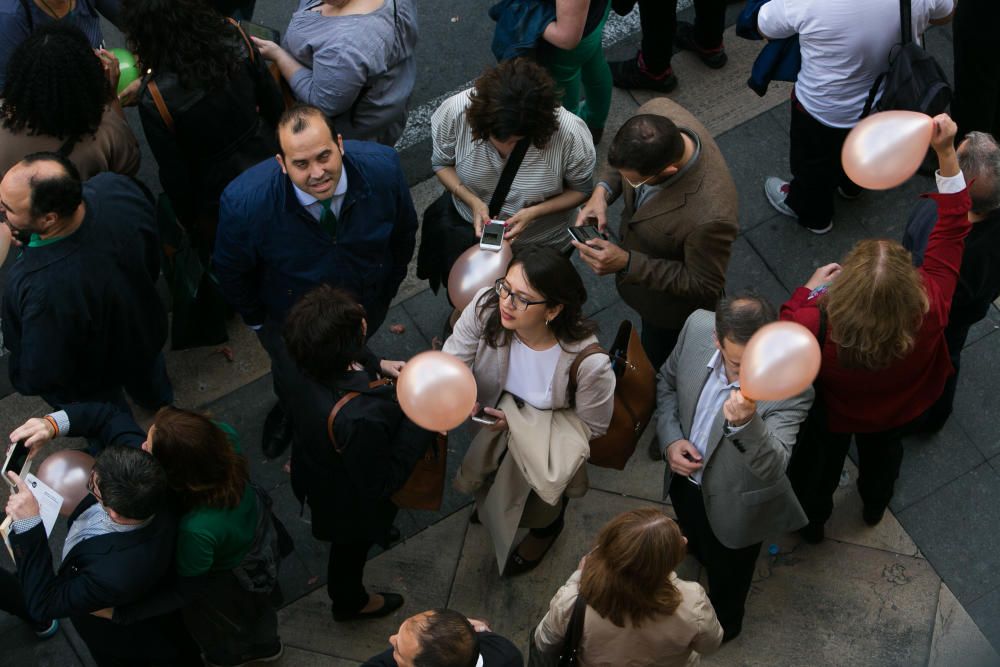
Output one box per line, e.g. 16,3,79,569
62,402,146,449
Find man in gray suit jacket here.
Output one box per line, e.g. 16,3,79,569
657,294,813,642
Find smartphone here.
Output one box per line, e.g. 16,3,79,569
239,20,281,44
2,441,30,490
567,224,603,244
471,406,498,426
480,221,505,252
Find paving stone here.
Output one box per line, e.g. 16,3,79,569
274,646,362,667
724,234,791,306
394,177,445,306
277,508,471,661
898,463,1000,605
968,585,1000,665
966,308,1000,348
890,418,987,512
930,582,1000,667
368,305,433,361
950,333,1000,460
0,622,90,667
712,541,940,666
586,426,669,503
399,287,454,345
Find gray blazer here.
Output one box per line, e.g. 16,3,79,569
442,287,615,438
656,310,813,549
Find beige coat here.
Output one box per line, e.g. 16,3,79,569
532,569,723,667
600,98,739,330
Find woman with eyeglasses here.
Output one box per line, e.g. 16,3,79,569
443,246,614,575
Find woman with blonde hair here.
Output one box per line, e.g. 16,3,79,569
530,507,722,666
782,113,973,543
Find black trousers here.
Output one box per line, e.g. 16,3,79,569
785,94,862,231
953,0,1000,139
669,475,760,637
639,319,681,374
327,540,372,616
787,403,905,527
637,0,727,72
0,567,35,625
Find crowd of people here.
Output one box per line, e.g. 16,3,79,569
1,0,999,665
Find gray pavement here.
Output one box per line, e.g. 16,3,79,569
2,5,1000,667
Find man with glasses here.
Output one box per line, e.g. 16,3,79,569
1,445,200,666
571,99,738,448
0,151,171,414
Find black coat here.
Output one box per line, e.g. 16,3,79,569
278,345,434,544
1,173,167,406
9,496,199,666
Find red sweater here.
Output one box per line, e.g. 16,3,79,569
780,188,972,433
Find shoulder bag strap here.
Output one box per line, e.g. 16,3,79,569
558,593,588,667
567,343,607,406
147,80,176,134
326,378,394,452
487,137,531,219
57,134,80,157
226,17,257,65
899,0,912,46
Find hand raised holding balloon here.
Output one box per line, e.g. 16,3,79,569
723,389,756,427
929,114,958,154
5,473,40,520
805,263,841,290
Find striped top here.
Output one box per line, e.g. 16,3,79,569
431,89,595,247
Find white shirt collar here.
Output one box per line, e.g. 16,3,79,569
291,168,349,208
476,654,484,667
707,349,740,389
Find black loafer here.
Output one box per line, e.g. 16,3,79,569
862,505,886,526
799,522,825,544
332,592,404,622
609,54,678,93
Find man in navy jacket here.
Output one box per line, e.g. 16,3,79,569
213,105,418,457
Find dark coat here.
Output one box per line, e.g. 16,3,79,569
213,142,418,333
1,173,168,406
736,0,801,97
275,345,433,544
137,20,283,228
9,496,199,666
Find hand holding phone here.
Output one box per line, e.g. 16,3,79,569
2,441,30,491
479,221,505,252
566,224,604,245
471,405,498,425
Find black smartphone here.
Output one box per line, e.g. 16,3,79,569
471,406,498,425
566,225,603,244
2,440,30,489
239,20,281,44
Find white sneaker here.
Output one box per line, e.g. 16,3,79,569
765,177,833,234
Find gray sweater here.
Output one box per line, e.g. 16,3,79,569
282,0,417,146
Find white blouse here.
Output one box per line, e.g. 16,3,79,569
503,336,563,410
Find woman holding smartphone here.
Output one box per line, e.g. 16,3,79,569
443,246,614,575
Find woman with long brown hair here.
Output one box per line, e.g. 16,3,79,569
530,507,722,666
782,114,973,543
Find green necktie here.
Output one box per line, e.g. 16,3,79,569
319,199,338,239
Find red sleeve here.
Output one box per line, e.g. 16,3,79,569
780,286,821,336
918,189,973,325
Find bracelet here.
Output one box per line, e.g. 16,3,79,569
43,415,59,438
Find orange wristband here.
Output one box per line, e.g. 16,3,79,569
43,415,59,438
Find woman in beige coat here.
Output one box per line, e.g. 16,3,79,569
443,246,614,575
531,507,723,666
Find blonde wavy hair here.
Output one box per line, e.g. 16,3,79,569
825,239,929,371
579,508,686,628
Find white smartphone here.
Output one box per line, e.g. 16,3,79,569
480,221,505,252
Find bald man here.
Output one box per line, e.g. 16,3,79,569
0,152,170,412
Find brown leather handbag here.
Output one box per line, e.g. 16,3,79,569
568,321,656,470
326,379,447,511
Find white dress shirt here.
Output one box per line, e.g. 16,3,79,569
687,350,748,484
292,168,349,222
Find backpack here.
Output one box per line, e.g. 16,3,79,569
861,0,951,118
568,321,656,470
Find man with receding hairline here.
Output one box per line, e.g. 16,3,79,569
213,104,418,459
0,151,171,412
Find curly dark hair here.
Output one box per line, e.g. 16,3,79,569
477,245,596,348
283,285,368,384
466,58,561,149
121,0,244,90
1,23,109,139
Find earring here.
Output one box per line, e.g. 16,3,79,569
545,319,551,326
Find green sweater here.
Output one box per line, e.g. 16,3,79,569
175,423,258,578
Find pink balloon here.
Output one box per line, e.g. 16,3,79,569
36,450,95,517
842,110,934,190
397,351,477,432
739,322,821,402
0,224,11,266
447,242,513,311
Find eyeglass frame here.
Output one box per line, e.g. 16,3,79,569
494,278,547,312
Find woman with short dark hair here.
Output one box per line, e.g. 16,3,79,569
0,23,140,179
418,59,596,299
531,508,723,666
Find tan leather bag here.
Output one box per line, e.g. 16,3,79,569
568,321,656,469
326,379,447,511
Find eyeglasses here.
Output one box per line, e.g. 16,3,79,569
623,173,654,189
87,470,102,503
494,279,546,312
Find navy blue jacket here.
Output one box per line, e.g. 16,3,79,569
737,0,801,97
213,142,418,332
1,173,167,406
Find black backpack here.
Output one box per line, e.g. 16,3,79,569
861,0,951,118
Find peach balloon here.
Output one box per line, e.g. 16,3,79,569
447,242,513,311
739,322,821,402
0,224,11,266
842,110,934,190
397,351,477,432
36,450,95,517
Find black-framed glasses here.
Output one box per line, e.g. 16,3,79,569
494,279,546,312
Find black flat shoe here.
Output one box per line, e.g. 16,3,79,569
504,525,564,576
262,402,293,459
798,522,825,544
332,592,404,622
